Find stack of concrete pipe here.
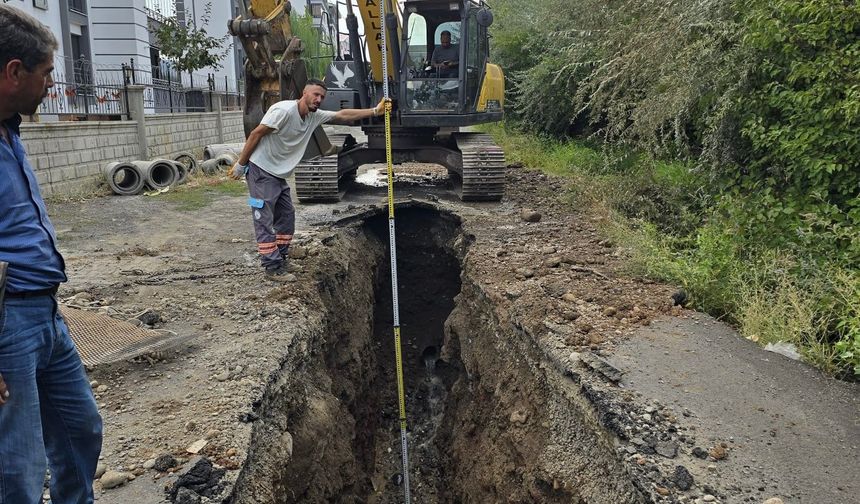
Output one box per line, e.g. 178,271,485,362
104,152,197,196
202,143,244,161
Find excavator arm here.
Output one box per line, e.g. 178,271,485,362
228,0,307,136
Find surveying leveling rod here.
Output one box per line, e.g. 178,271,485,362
380,0,412,502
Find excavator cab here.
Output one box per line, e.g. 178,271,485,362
401,0,499,121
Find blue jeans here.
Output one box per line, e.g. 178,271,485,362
0,295,103,503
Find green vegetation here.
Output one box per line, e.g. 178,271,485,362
291,11,335,79
487,0,860,377
149,2,229,73
161,176,246,211
484,122,859,378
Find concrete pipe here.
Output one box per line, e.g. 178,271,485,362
173,152,198,175
134,159,177,190
103,161,145,196
200,158,221,175
172,160,189,184
201,152,238,175
203,143,245,161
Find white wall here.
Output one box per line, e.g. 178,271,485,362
182,0,238,90
89,0,151,72
3,0,68,63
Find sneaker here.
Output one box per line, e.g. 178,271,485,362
264,264,295,282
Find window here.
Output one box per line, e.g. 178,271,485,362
406,14,427,69
69,0,86,13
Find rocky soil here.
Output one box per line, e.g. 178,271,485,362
43,161,857,504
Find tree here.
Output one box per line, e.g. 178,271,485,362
149,2,230,73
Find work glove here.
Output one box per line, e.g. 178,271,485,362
374,98,392,117
230,162,249,181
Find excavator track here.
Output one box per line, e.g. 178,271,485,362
454,132,506,201
294,155,341,202
294,134,348,202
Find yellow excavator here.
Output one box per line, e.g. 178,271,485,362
229,0,506,201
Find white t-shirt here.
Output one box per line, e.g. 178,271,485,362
249,100,337,177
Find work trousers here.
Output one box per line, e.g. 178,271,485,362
0,294,103,503
247,162,295,269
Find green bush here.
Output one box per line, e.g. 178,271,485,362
730,0,860,263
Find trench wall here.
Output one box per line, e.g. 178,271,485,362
19,110,244,197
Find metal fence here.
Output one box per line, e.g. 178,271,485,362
38,58,127,118
125,58,245,114
37,56,245,120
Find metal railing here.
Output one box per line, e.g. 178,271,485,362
144,0,176,20
36,56,245,119
38,57,126,118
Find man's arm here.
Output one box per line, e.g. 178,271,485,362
229,123,275,179
330,99,387,124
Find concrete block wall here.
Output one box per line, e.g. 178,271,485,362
146,112,224,159
223,111,245,143
20,121,140,197
20,110,247,197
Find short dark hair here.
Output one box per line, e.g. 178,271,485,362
441,30,451,38
0,5,58,71
305,78,327,91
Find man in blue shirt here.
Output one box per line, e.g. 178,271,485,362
0,5,103,503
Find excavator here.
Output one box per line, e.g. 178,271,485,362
228,0,506,201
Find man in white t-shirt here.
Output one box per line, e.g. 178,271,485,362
231,78,386,281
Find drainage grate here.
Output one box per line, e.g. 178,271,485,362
61,306,194,366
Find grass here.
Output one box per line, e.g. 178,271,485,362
159,175,247,211
482,122,860,379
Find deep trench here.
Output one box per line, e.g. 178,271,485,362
231,206,645,504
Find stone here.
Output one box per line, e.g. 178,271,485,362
562,293,577,303
703,495,716,502
153,454,178,472
509,410,528,424
602,306,618,317
287,246,307,259
543,256,562,268
142,458,156,470
709,445,728,460
94,462,107,479
96,385,108,394
655,441,678,459
762,499,784,504
214,371,231,382
137,309,161,326
99,470,129,489
175,487,202,504
169,457,226,500
514,267,535,278
671,290,688,307
187,439,208,454
672,465,694,490
692,446,708,459
655,486,670,496
541,246,557,254
519,209,542,223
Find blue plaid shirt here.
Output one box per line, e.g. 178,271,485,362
0,114,66,293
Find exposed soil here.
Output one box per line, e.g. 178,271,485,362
45,152,858,504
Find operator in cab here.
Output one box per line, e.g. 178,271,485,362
430,30,458,78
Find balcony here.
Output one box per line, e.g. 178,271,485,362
145,0,176,21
